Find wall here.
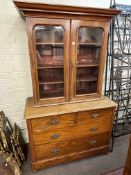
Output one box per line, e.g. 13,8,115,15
0,0,129,142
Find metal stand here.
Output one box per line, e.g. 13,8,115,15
104,1,131,144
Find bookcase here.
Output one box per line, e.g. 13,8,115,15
13,0,120,172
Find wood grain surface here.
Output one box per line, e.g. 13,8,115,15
12,1,119,171
25,96,116,119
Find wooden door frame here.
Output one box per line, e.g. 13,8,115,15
26,17,70,106
70,19,110,102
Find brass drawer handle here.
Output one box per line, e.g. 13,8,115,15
91,113,100,119
49,118,59,125
51,133,60,139
90,127,98,132
51,148,60,154
88,140,97,145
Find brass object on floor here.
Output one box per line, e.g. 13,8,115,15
0,111,27,175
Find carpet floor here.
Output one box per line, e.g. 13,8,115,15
22,134,130,175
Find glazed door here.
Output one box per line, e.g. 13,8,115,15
26,18,70,106
70,20,109,101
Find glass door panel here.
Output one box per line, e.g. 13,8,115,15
35,25,64,99
76,27,103,95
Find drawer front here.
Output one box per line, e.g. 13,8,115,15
32,119,111,145
31,113,76,132
34,132,109,161
77,108,112,124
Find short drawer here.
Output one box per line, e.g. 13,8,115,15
34,132,109,161
31,113,76,132
77,108,113,124
32,119,111,145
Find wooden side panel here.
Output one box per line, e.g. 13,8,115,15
26,120,36,162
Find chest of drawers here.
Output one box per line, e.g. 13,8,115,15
25,97,116,171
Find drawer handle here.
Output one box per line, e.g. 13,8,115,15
49,118,59,125
90,127,98,132
88,140,97,145
91,113,100,119
51,148,60,154
51,133,60,139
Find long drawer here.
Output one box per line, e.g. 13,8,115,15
32,119,111,145
34,132,109,161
